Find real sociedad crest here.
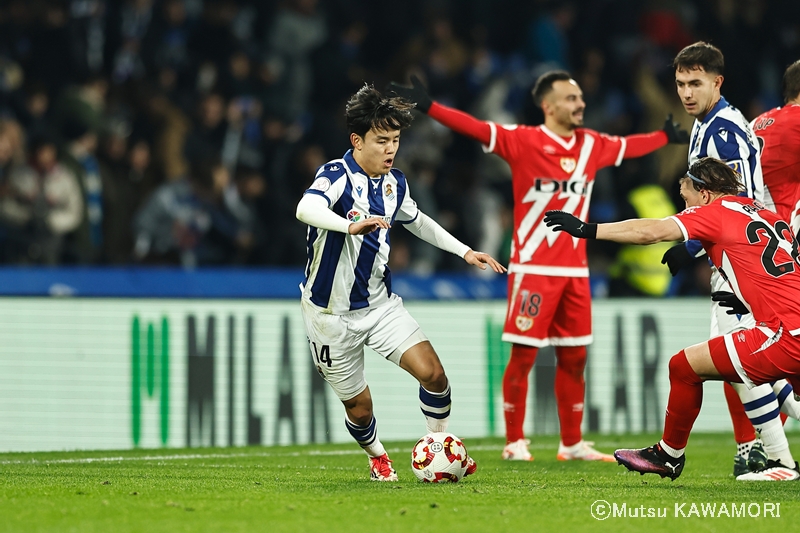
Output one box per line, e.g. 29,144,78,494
560,157,576,173
385,183,395,201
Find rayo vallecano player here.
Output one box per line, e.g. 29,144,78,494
295,84,506,481
662,41,800,481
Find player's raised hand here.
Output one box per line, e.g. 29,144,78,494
543,211,597,239
663,114,689,144
348,217,390,235
386,75,433,113
463,250,507,273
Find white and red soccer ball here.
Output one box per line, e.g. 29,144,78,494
411,432,469,483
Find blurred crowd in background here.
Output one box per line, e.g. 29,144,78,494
0,0,797,295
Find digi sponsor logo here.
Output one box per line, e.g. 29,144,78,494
533,177,587,195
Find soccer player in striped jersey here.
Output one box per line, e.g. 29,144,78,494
389,72,687,463
296,84,506,481
661,42,799,480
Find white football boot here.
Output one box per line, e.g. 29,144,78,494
557,440,616,462
736,460,800,481
501,439,533,461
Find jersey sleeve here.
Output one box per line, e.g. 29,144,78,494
485,123,524,161
669,205,720,242
704,118,761,199
592,132,627,168
303,163,348,206
392,170,419,224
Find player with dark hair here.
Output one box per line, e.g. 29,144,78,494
544,157,800,481
388,72,688,462
663,42,800,480
295,84,506,481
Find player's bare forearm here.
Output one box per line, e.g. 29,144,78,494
596,218,682,244
428,102,493,146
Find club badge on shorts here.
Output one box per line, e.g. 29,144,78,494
560,157,576,173
515,315,533,332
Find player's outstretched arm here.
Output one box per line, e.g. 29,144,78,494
404,211,506,273
543,210,683,244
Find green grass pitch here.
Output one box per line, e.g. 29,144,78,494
1,433,799,533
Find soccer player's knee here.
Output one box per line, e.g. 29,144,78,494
422,362,447,389
346,405,373,426
668,351,701,384
556,347,586,379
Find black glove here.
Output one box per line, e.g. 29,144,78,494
661,243,694,276
543,210,597,239
711,291,750,315
663,113,689,144
386,75,433,113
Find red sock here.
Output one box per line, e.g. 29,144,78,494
554,346,587,446
502,344,538,442
662,350,704,450
723,381,756,443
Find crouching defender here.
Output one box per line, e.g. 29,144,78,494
296,84,506,481
543,157,800,481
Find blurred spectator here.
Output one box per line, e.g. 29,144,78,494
107,0,155,84
132,157,249,267
99,131,158,263
183,92,227,165
262,0,327,121
53,75,109,135
60,118,104,263
0,133,83,264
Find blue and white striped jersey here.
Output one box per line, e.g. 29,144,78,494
688,96,771,208
301,149,419,314
683,96,771,259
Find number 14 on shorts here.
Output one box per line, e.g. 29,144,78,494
312,342,332,368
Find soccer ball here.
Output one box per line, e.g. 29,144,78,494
411,432,469,483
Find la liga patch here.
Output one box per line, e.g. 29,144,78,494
310,177,331,192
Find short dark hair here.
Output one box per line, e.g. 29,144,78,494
782,60,800,104
532,70,573,106
684,157,744,195
345,84,414,138
673,42,724,75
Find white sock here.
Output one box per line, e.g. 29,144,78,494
659,440,684,458
733,381,790,464
736,439,756,457
760,422,794,467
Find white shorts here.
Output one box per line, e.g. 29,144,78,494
300,294,428,401
710,268,756,337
